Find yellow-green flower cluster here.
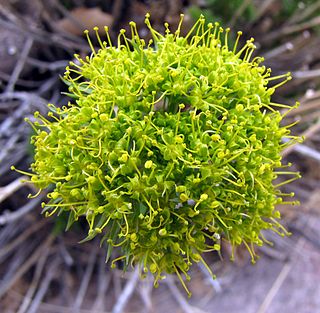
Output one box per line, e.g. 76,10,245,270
26,14,299,295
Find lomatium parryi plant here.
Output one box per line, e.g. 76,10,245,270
15,14,300,295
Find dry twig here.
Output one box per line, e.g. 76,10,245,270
0,176,27,203
0,235,54,298
17,240,52,313
73,246,98,310
262,16,320,44
5,37,34,93
0,195,44,225
112,266,140,313
166,276,207,313
256,262,292,313
282,121,320,157
26,257,61,313
0,219,48,261
92,255,112,311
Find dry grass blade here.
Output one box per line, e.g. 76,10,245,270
0,195,44,225
282,121,320,157
293,69,320,79
166,276,207,313
0,8,88,51
91,255,112,311
26,257,61,313
111,267,140,313
285,99,320,117
197,262,222,293
287,143,320,162
262,16,320,44
5,37,33,93
262,42,294,60
228,0,253,28
0,219,48,261
73,246,98,310
0,235,54,298
251,0,276,21
256,223,316,313
0,176,27,203
256,262,292,313
16,239,52,313
137,275,154,313
287,0,320,25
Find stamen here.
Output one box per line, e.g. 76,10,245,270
93,26,104,49
233,31,242,53
224,27,230,49
104,26,113,46
84,30,96,55
174,14,184,38
173,263,192,297
11,166,33,177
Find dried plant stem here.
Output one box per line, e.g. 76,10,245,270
0,12,88,51
289,142,320,162
228,0,252,28
73,246,98,310
26,257,60,313
0,175,27,203
0,235,54,298
0,215,27,246
166,276,207,313
17,241,52,313
252,0,276,21
285,99,320,117
257,234,309,313
0,147,25,177
92,255,112,311
262,16,320,44
0,127,24,162
58,239,74,266
36,302,110,313
138,275,154,313
293,69,320,79
0,91,47,109
287,0,320,25
256,262,292,313
0,195,44,225
0,219,48,261
5,37,33,93
26,58,68,71
197,262,222,293
112,267,140,313
2,239,38,284
262,42,294,60
282,121,320,157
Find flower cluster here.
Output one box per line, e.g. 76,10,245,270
22,14,300,295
